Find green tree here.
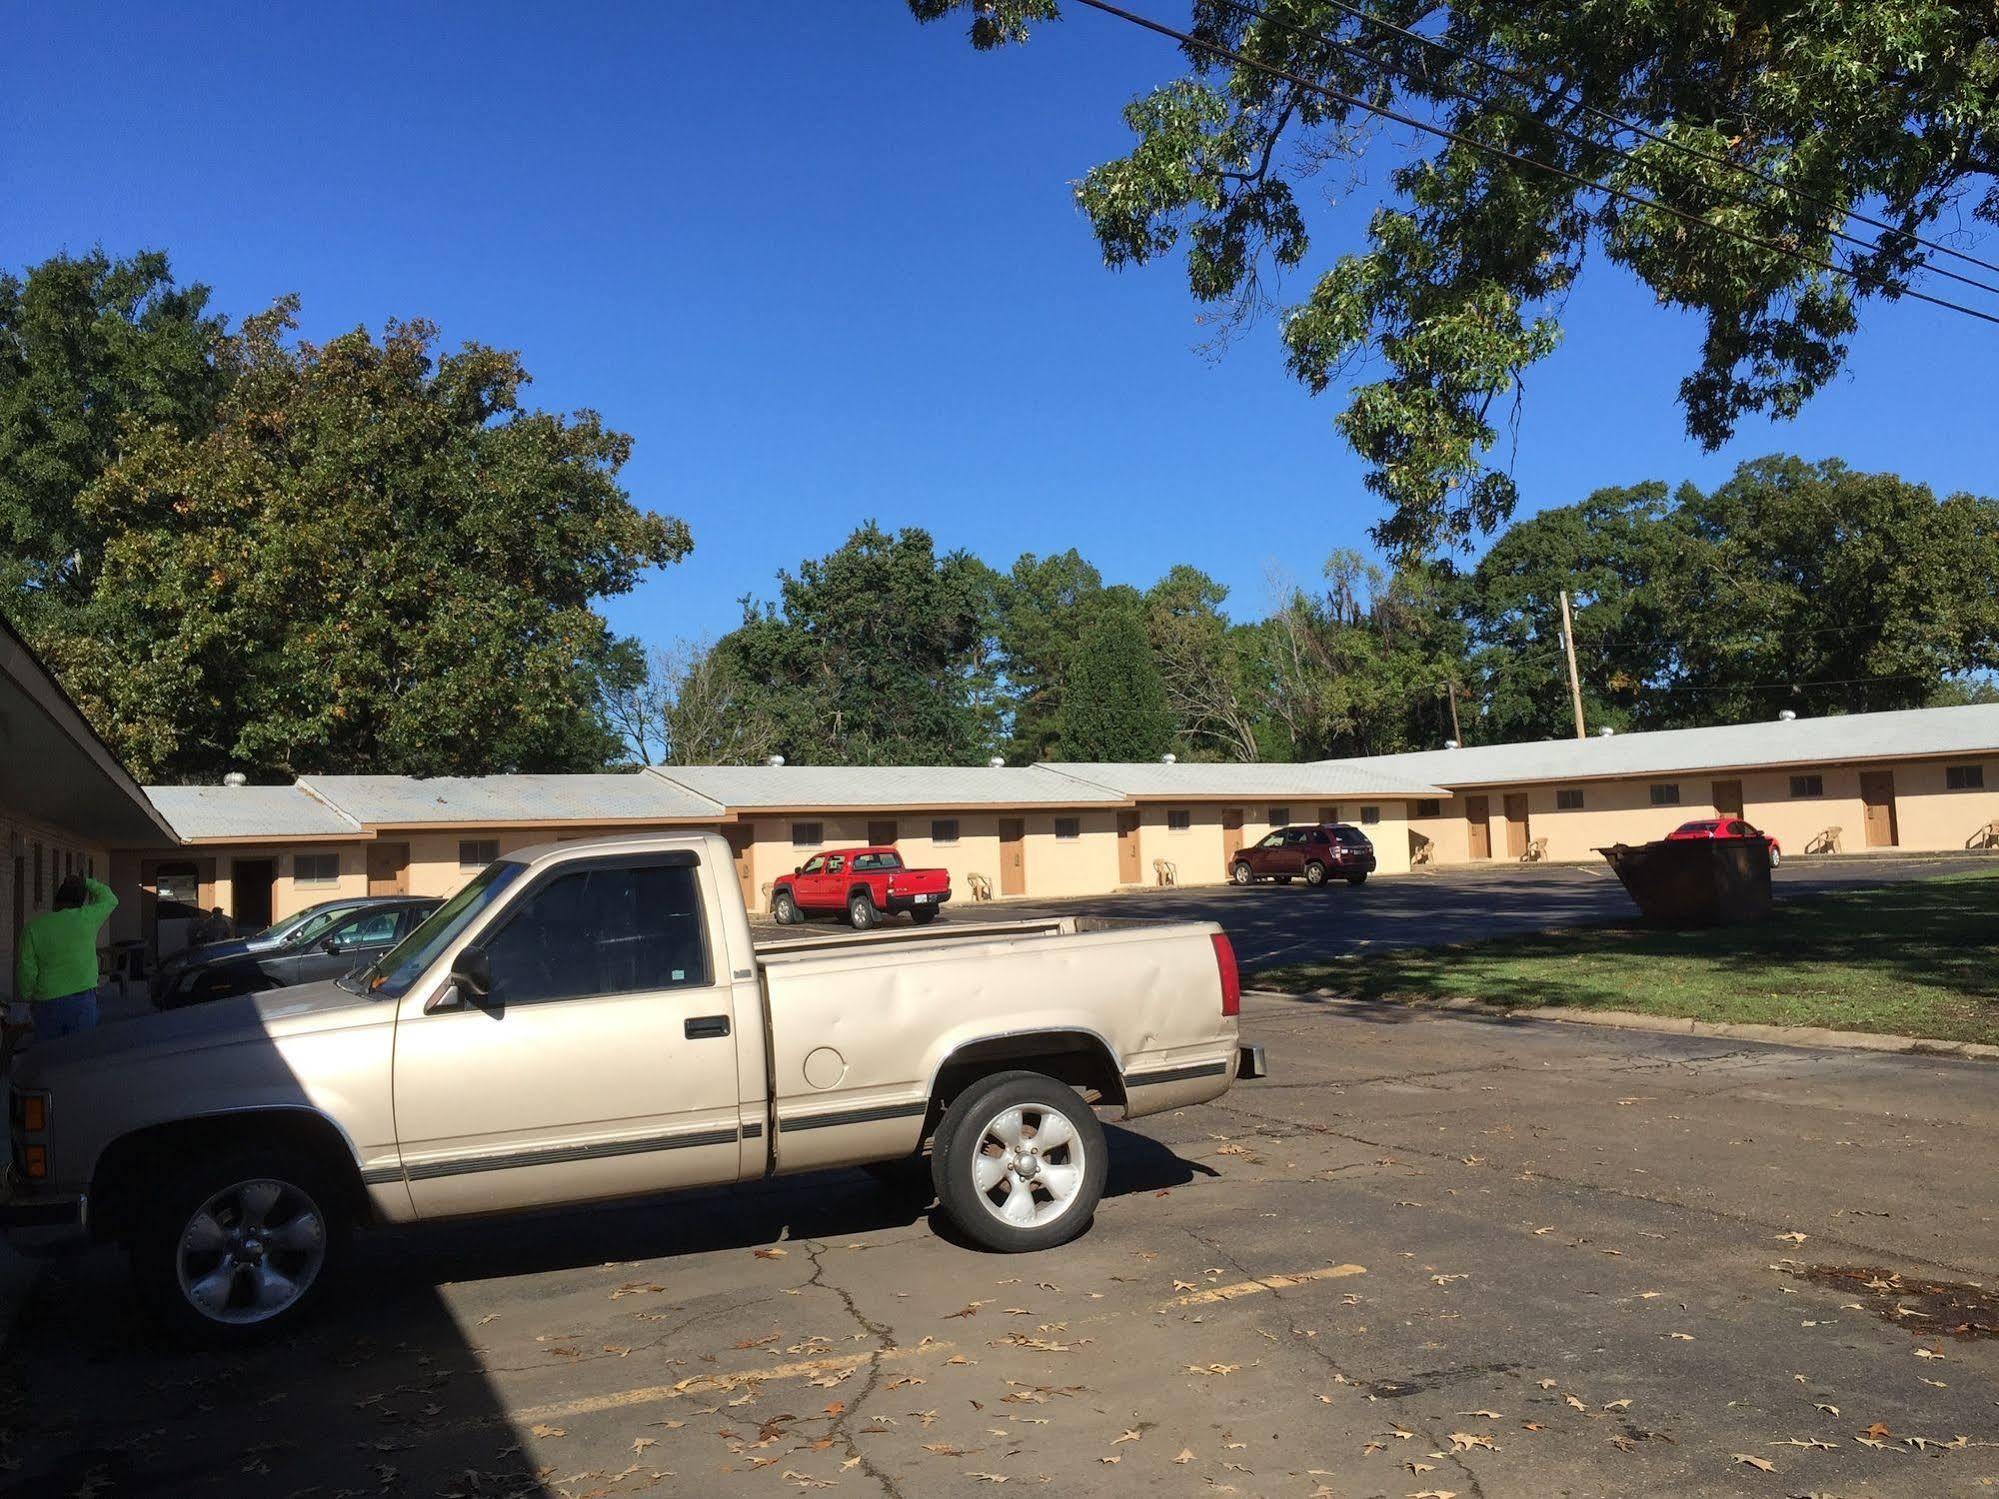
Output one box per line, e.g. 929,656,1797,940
1144,564,1265,760
0,250,229,615
721,522,999,764
1059,599,1174,760
912,1,1999,556
992,549,1108,761
44,301,689,780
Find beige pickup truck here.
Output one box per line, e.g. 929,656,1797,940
4,832,1262,1342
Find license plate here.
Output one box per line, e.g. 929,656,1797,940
913,893,933,903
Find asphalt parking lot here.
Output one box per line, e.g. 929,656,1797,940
759,852,1999,975
5,993,1994,1498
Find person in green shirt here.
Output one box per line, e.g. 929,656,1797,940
15,874,117,1041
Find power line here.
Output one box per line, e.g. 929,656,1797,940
1206,0,1999,303
1067,0,1999,329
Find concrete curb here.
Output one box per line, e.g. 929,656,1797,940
1243,988,1999,1062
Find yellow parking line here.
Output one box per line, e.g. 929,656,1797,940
508,1342,954,1425
1161,1263,1367,1309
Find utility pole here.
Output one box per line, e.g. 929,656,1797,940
1446,678,1465,746
1559,589,1587,740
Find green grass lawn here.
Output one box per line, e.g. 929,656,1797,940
1260,870,1999,1046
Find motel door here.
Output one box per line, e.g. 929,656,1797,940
998,818,1026,896
1221,808,1245,865
1860,770,1900,847
723,825,757,910
1712,780,1744,819
1502,794,1530,858
1465,796,1492,859
367,841,410,895
1116,811,1141,884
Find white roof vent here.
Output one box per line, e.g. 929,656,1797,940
766,754,786,767
1597,726,1617,737
988,755,1005,768
222,771,248,787
1777,708,1798,721
1443,739,1459,750
1160,752,1177,764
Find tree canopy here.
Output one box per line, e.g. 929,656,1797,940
4,256,691,782
911,0,1999,557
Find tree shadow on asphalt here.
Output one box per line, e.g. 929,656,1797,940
0,1127,1209,1498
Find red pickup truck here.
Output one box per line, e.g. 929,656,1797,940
770,846,953,929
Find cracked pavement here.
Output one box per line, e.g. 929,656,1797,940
3,997,1995,1498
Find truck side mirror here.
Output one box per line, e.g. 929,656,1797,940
451,945,493,1000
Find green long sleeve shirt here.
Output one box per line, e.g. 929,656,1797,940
14,878,118,1002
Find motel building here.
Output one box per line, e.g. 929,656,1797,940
109,702,1999,953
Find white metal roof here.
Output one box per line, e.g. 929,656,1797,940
648,763,1128,808
1325,703,1999,789
145,784,362,841
297,773,724,825
1041,761,1448,799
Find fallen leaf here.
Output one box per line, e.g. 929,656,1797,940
1815,1404,1839,1416
754,1247,789,1260
1457,1410,1505,1419
1601,1400,1632,1411
1775,1233,1808,1243
1536,1380,1558,1390
1564,1395,1587,1412
632,1438,655,1454
530,1424,566,1439
1447,1432,1496,1453
1731,1453,1775,1472
1173,1449,1194,1465
1914,1348,1945,1360
966,1473,1008,1484
1113,1430,1142,1446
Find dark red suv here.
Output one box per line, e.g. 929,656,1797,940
1230,824,1376,888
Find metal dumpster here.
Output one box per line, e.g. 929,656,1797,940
1596,837,1773,927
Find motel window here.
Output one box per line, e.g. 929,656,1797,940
931,818,960,845
1947,764,1986,791
1557,788,1585,811
459,838,500,869
1415,799,1442,818
1360,806,1381,825
1789,775,1824,799
1054,817,1081,841
1649,784,1681,806
791,822,823,848
295,852,340,887
1167,809,1191,832
1268,806,1290,829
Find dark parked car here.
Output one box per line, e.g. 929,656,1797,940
1230,824,1377,887
149,896,386,1002
156,896,440,1009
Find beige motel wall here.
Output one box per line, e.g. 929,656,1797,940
1404,753,1999,866
3,809,111,1002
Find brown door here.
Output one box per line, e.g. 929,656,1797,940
1860,770,1899,847
1466,796,1492,860
1221,808,1245,865
867,819,899,847
998,818,1026,896
366,840,410,895
1503,794,1530,858
232,858,276,931
1318,805,1340,826
1116,811,1141,884
1712,779,1744,818
723,825,757,910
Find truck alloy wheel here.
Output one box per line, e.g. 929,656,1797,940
1304,861,1327,885
847,892,878,929
1231,862,1253,886
177,1178,328,1325
772,892,799,925
933,1071,1107,1252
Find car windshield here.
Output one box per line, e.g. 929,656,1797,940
253,901,344,944
341,862,526,999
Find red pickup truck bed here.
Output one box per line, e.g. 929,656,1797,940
770,846,952,929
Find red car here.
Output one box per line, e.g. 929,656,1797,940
1666,817,1782,868
1230,824,1376,887
770,846,953,929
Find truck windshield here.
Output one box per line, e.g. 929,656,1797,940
342,861,526,999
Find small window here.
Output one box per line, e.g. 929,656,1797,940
1414,799,1442,818
1256,832,1285,849
1946,764,1985,791
1649,784,1681,806
1054,817,1081,841
825,855,845,874
1166,809,1191,832
1267,806,1290,829
481,861,710,1005
1360,806,1381,826
799,855,826,875
1790,774,1824,799
791,822,823,848
326,909,399,947
852,851,904,871
931,818,960,845
1556,788,1585,811
295,852,340,886
458,838,499,869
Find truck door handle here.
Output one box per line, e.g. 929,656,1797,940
685,1015,731,1039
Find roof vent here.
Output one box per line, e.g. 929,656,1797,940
1161,752,1177,765
1597,726,1617,737
766,754,786,767
988,755,1005,768
1777,708,1798,722
1443,739,1459,750
222,771,248,787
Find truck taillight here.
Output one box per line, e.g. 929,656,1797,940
1212,933,1240,1017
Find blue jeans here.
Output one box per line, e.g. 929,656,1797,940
32,991,99,1041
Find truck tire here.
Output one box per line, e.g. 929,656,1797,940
1346,870,1368,886
847,891,878,929
1230,861,1254,886
931,1071,1106,1253
771,890,801,925
1768,845,1782,869
909,905,940,925
131,1145,346,1346
1304,861,1328,886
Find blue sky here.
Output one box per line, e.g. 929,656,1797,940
9,2,1998,646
